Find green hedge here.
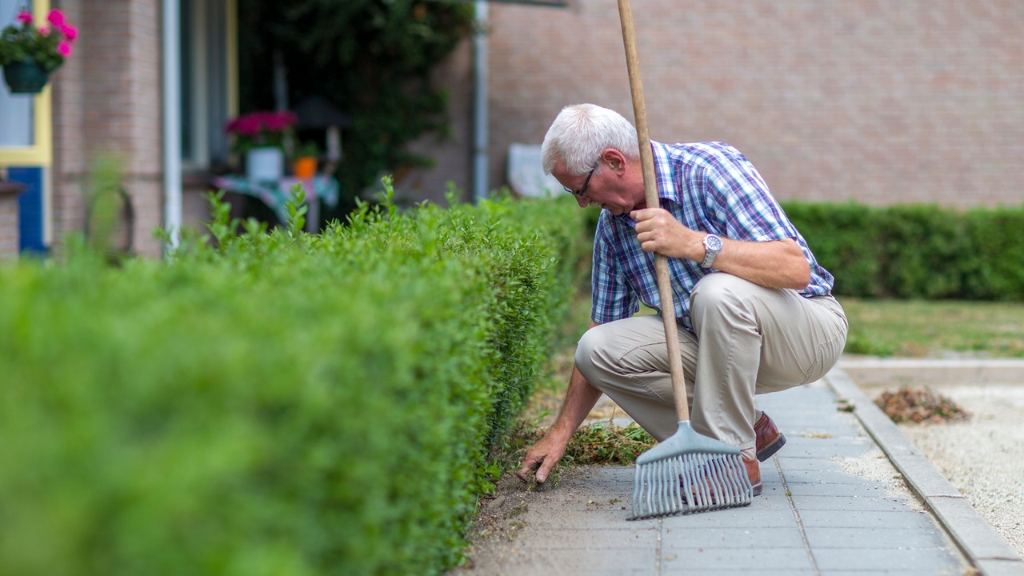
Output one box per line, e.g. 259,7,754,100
0,186,589,576
783,202,1024,300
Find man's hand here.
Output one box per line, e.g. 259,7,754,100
632,207,811,289
632,208,702,260
517,430,572,484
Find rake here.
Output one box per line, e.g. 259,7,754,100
616,0,754,520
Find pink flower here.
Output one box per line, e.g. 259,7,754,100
38,26,49,35
47,9,65,26
263,111,297,131
16,10,33,24
57,41,72,57
225,115,263,137
60,24,78,42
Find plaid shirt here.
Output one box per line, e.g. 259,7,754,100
591,141,834,328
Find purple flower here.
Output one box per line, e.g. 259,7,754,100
47,9,65,27
16,11,33,24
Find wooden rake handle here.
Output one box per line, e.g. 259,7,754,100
617,0,689,422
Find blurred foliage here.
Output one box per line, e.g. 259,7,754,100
0,184,590,575
783,202,1024,301
238,0,475,220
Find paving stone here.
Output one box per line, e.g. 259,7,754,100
798,509,939,529
803,526,951,549
511,528,659,550
815,565,958,569
779,468,878,486
976,559,1024,576
659,547,815,571
774,456,850,471
467,547,656,575
784,480,897,497
780,441,875,459
790,494,918,512
659,505,798,529
663,565,815,569
661,526,806,550
812,546,966,573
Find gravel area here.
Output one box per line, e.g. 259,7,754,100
863,383,1024,560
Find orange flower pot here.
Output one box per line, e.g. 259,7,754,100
293,156,317,179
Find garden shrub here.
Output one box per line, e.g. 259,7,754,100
782,201,1024,301
0,184,589,576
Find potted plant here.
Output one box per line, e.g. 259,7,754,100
292,141,319,179
224,111,297,181
0,9,78,94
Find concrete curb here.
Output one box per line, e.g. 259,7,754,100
825,367,1024,576
839,358,1024,387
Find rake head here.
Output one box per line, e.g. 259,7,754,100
628,422,753,520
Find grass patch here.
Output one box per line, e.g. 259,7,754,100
840,297,1024,357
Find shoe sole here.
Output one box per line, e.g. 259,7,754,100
756,433,786,462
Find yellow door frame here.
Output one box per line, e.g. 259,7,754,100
0,0,53,167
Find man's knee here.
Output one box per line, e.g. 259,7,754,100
575,323,610,376
690,273,754,326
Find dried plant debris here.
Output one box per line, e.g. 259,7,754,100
563,422,657,466
874,386,971,424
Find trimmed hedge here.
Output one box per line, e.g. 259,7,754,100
782,202,1024,300
0,186,589,576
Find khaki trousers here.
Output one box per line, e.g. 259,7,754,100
575,273,848,452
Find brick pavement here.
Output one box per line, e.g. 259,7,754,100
457,372,1024,575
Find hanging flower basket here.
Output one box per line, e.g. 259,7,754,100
0,9,78,94
2,58,49,94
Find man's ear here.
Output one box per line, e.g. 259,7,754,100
601,148,628,173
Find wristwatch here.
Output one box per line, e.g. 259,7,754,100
701,234,723,268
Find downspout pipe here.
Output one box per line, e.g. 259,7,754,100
472,1,488,202
162,0,182,250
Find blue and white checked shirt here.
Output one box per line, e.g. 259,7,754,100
591,141,834,329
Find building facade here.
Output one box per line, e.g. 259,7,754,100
412,0,1024,209
0,0,233,260
2,0,1022,260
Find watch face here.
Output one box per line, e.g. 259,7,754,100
706,235,723,251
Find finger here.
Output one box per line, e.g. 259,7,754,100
536,457,557,484
517,454,540,482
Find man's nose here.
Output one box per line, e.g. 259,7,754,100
575,196,590,208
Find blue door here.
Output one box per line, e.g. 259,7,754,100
7,167,46,255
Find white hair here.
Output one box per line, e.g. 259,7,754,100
541,104,640,175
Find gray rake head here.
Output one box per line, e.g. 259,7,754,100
628,422,753,520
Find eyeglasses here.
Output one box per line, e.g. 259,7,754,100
563,161,600,198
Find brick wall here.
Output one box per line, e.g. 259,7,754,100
396,38,475,204
423,0,1024,208
0,195,17,259
53,0,164,258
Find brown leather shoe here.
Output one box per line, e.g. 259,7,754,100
755,412,787,462
744,456,762,496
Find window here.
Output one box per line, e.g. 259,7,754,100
0,0,52,166
179,0,237,171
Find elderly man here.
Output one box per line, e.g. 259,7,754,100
516,104,848,494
